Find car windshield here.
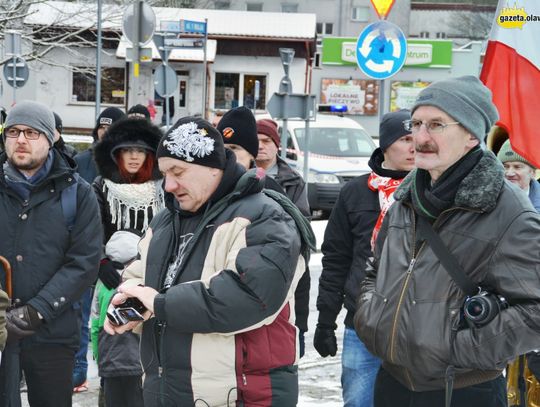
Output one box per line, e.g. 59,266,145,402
293,127,375,157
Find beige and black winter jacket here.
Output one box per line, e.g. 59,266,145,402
123,156,314,406
354,151,540,391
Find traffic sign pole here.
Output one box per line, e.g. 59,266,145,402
379,79,386,122
12,57,16,104
202,18,208,119
132,0,141,78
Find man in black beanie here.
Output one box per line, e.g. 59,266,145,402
103,116,315,406
217,106,312,357
355,76,540,407
315,109,414,406
74,107,125,184
216,106,259,169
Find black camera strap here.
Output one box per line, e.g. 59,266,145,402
417,216,478,297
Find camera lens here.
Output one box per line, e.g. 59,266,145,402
466,300,485,318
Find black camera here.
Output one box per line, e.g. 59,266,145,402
462,291,508,328
107,297,147,326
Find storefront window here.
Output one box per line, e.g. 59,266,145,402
214,72,266,110
72,67,125,105
215,73,239,109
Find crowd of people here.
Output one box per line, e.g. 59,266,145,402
0,75,538,407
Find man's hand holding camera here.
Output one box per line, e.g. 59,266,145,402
104,284,158,336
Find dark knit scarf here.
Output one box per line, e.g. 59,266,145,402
411,146,482,220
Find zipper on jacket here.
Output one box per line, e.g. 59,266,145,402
389,210,424,367
389,256,416,364
242,373,247,386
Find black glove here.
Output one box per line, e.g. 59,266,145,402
98,259,123,290
299,330,306,358
314,324,337,357
6,305,43,342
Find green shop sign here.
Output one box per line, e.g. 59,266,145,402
322,37,452,68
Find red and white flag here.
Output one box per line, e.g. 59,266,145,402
480,0,540,167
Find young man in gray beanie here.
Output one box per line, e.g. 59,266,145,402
354,75,540,407
315,109,414,407
0,100,102,406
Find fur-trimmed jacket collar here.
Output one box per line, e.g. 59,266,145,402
94,118,163,183
395,150,505,213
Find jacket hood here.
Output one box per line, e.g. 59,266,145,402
395,150,505,213
368,147,410,179
94,118,163,183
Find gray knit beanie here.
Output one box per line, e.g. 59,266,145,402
4,101,55,146
411,76,499,143
497,139,535,168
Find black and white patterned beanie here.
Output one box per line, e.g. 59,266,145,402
156,116,226,169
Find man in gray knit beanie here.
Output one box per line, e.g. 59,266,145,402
4,100,56,146
0,99,102,405
355,75,540,407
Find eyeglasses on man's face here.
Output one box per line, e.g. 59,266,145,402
4,127,43,140
403,119,460,134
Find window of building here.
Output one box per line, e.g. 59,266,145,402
215,1,230,9
281,3,298,13
247,2,263,11
351,6,369,21
71,67,125,105
316,22,334,36
420,31,430,38
244,74,266,110
436,32,447,39
214,72,267,110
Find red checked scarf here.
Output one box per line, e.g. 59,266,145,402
367,172,405,250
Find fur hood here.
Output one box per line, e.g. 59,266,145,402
395,149,505,213
94,118,163,183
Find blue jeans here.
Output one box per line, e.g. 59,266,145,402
73,287,93,386
342,327,381,407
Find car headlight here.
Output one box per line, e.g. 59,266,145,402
308,171,340,184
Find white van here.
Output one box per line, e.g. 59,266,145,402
277,114,376,216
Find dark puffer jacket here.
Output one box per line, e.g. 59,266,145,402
0,150,102,348
93,118,164,242
354,151,540,391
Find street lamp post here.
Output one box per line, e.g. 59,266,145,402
279,48,294,160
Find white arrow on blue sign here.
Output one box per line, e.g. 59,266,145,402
355,20,407,80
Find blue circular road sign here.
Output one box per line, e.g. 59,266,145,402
356,21,407,80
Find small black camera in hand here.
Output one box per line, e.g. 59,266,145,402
107,297,147,326
462,291,508,328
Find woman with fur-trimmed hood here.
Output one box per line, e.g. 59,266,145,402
93,117,164,244
92,117,164,405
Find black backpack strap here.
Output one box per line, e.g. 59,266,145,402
60,172,79,232
417,216,478,297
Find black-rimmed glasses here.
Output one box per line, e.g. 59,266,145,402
4,127,42,140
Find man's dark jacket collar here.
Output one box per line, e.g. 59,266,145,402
395,150,505,213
